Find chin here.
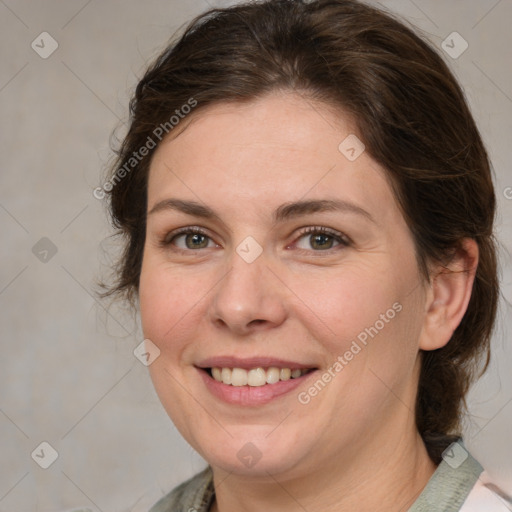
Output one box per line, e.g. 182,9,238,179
189,426,309,478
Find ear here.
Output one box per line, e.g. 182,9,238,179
419,238,479,351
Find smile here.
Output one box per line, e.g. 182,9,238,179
209,367,311,386
196,359,318,406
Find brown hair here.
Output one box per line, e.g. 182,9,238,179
100,0,498,463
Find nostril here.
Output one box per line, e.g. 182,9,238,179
248,319,266,327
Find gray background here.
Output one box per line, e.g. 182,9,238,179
1,0,511,510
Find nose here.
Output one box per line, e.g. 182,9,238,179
208,248,288,336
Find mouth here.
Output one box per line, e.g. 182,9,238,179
205,366,314,386
195,358,318,406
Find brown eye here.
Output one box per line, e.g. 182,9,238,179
294,227,349,252
182,232,210,249
301,232,337,250
162,228,216,250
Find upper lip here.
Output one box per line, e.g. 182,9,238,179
196,356,317,370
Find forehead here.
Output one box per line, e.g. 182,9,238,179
147,92,399,226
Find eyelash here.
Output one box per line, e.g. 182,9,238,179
159,226,351,254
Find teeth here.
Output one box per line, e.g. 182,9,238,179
231,368,248,387
210,366,309,387
221,367,232,385
212,367,222,381
280,368,291,381
266,367,280,384
248,368,266,386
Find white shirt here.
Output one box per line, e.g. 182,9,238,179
460,471,512,511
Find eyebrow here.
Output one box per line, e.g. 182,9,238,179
148,198,375,224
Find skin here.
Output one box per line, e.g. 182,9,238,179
139,91,478,512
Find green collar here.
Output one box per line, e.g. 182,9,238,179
150,440,483,512
408,439,483,511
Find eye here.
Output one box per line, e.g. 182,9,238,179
293,226,350,252
160,225,350,253
161,227,217,251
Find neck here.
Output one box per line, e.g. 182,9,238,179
210,428,436,512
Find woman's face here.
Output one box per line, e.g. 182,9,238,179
139,91,429,478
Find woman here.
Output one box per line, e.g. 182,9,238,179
100,0,511,510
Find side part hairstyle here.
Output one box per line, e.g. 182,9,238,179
101,0,498,463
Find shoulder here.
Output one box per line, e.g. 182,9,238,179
409,439,511,512
149,466,214,512
460,472,512,512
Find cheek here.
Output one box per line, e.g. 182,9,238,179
289,264,402,355
139,257,200,351
289,260,424,405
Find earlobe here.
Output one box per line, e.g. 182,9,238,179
419,239,479,351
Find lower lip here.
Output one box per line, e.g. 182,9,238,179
198,368,316,406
